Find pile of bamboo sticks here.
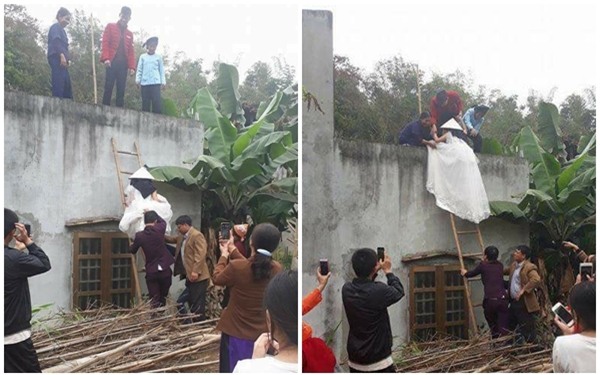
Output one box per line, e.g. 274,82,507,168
393,333,553,373
33,304,220,373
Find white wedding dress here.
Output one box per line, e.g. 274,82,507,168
426,132,490,223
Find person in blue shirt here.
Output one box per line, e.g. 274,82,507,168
47,7,72,99
462,105,490,153
135,37,166,113
398,111,436,148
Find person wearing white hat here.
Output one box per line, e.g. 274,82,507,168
425,118,491,223
119,167,173,239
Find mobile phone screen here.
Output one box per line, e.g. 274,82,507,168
553,304,574,325
220,222,231,239
377,247,385,261
24,224,31,236
319,259,329,275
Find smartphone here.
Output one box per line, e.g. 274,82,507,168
377,247,385,261
319,259,329,275
220,222,231,240
552,302,575,327
24,224,31,237
580,262,594,278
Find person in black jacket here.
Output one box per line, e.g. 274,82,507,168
4,208,51,373
342,248,405,373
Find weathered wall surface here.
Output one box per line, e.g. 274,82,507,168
302,10,530,361
4,92,204,312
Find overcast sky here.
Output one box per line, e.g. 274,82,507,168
305,0,596,106
19,1,299,79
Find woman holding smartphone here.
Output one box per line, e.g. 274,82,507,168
213,223,283,372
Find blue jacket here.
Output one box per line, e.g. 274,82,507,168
463,107,485,132
135,53,166,86
47,23,69,60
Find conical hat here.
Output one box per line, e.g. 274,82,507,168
440,118,463,131
129,167,155,180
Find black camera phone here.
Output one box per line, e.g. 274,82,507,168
24,224,31,236
319,259,329,275
220,222,231,239
377,247,385,261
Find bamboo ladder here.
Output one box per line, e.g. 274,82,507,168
111,138,144,305
449,212,486,337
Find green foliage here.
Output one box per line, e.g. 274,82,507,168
4,5,49,95
150,63,298,230
491,104,595,300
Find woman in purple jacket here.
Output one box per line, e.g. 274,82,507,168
461,246,509,338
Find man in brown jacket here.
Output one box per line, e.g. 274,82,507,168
506,245,541,344
166,215,209,321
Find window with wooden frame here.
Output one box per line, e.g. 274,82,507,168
73,232,133,310
409,264,468,340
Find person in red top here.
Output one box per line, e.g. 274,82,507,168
430,89,467,137
100,6,135,107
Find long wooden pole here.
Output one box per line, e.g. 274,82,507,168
415,64,422,113
90,14,98,104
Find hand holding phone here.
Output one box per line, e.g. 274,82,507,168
377,247,385,262
580,262,594,279
319,259,329,276
552,302,574,327
220,222,231,240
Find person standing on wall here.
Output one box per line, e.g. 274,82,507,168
135,37,165,114
166,215,210,322
47,7,72,99
462,105,490,153
4,209,52,373
100,6,135,107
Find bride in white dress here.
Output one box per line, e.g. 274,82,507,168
426,118,491,223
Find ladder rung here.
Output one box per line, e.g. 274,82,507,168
120,171,135,175
117,150,140,156
473,303,482,308
457,230,479,234
467,276,482,281
463,253,482,258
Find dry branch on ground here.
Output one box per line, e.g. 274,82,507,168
393,332,553,373
33,303,220,373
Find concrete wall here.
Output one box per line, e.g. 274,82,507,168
4,91,204,313
302,10,530,361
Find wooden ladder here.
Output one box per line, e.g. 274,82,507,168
111,137,143,305
449,213,485,337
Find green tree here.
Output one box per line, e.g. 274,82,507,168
4,4,49,95
162,52,208,116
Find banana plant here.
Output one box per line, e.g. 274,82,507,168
489,103,595,301
148,63,298,229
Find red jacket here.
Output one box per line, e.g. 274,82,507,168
430,90,463,126
100,22,135,70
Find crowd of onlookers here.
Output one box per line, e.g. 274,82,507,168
303,245,595,373
5,167,298,373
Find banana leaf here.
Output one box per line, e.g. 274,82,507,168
216,63,245,124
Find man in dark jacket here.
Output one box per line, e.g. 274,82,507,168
461,246,509,338
342,248,405,372
4,208,51,373
130,210,174,308
100,6,135,107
